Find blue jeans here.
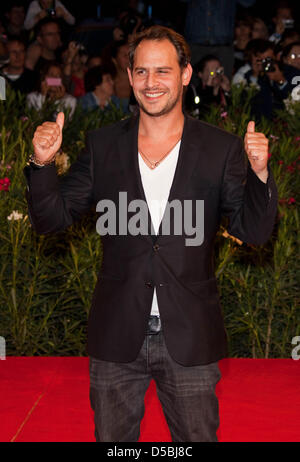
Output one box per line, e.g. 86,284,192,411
89,330,221,442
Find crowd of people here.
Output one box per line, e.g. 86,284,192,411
0,0,299,121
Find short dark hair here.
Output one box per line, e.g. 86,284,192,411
275,0,292,13
5,1,25,13
6,35,26,48
235,17,252,29
84,65,113,92
194,54,220,74
244,39,275,61
272,0,294,19
128,25,191,71
35,17,60,37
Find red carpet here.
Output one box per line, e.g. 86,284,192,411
0,357,299,442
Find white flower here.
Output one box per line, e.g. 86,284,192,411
249,82,260,90
283,97,296,115
7,211,23,221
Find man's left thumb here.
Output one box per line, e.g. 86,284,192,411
247,121,255,133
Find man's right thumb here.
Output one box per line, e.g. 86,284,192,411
56,112,65,131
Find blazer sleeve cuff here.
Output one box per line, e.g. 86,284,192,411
246,162,277,208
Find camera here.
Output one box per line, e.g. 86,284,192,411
119,13,138,37
261,57,276,73
75,42,87,56
283,19,294,29
46,8,56,17
209,67,224,77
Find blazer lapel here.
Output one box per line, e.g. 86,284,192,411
117,113,155,244
156,114,201,239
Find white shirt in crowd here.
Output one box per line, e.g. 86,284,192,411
138,140,181,316
232,63,259,87
27,91,77,117
24,0,75,30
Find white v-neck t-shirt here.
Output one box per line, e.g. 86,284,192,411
138,140,181,316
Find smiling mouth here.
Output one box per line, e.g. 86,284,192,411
143,91,166,100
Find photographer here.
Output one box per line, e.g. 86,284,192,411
184,55,231,118
250,50,299,120
269,1,295,44
24,0,75,31
62,41,88,98
27,60,76,117
113,7,143,42
233,39,276,88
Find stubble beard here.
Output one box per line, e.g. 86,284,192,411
135,84,183,118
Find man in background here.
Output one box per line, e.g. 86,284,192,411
1,36,38,94
25,18,62,73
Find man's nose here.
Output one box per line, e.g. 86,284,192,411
146,71,158,88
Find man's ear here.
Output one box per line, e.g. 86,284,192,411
37,34,43,45
127,67,133,87
182,63,193,86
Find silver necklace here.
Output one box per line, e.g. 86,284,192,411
139,139,181,169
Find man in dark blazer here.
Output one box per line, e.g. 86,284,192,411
24,26,277,442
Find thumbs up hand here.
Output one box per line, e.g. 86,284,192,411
244,121,269,183
32,112,65,164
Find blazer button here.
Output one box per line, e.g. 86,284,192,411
153,244,160,252
145,282,153,289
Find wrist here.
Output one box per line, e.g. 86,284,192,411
277,77,286,85
28,153,57,167
254,167,269,184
